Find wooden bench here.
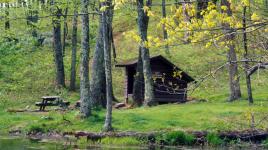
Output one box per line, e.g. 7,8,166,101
35,96,70,111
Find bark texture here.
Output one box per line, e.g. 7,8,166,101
80,0,91,117
221,0,241,101
182,0,190,43
5,4,10,30
91,5,115,108
91,15,106,108
102,2,113,132
52,6,65,87
70,7,78,91
161,0,169,53
242,6,253,104
62,6,69,57
132,47,144,106
137,0,156,106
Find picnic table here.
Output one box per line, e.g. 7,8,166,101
35,96,70,111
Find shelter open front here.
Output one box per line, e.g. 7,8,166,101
116,55,194,104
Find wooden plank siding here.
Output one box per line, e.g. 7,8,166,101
116,55,194,104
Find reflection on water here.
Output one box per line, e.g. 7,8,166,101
0,136,266,150
0,137,65,150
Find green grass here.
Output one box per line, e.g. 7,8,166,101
1,100,268,134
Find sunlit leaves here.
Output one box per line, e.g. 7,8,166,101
100,6,109,12
251,13,260,21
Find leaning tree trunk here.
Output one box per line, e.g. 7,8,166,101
70,7,78,91
242,6,253,104
103,1,113,132
91,15,107,108
221,0,241,101
132,47,144,106
137,0,156,106
80,0,91,117
52,6,65,87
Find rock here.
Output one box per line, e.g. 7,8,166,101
9,129,22,136
114,103,126,109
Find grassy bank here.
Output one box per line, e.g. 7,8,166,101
1,100,268,135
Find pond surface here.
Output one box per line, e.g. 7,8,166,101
0,136,266,150
0,136,66,150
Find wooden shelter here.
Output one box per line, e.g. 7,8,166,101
116,55,194,104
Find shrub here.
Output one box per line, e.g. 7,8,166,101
162,131,195,146
262,138,268,149
28,124,45,134
206,133,223,146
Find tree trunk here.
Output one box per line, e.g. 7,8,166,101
137,0,156,106
227,43,241,101
80,0,91,117
102,2,113,132
182,0,190,43
161,0,169,53
70,7,78,91
91,4,115,108
52,6,65,87
221,0,241,101
5,3,10,30
132,47,144,106
62,6,68,57
107,6,117,102
91,15,107,108
242,6,253,104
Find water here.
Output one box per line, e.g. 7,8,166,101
0,136,266,150
0,137,196,150
0,137,66,150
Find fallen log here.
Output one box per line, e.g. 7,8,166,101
7,109,49,113
63,129,268,144
219,129,268,143
63,131,160,142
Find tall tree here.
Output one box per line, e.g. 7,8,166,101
70,3,78,91
182,0,190,43
91,3,115,108
5,3,10,30
242,6,253,104
62,3,69,56
221,0,241,101
161,0,169,53
80,0,91,117
102,0,113,132
137,0,156,106
52,1,65,87
91,15,107,108
132,47,144,106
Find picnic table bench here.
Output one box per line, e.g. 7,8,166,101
35,96,70,111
